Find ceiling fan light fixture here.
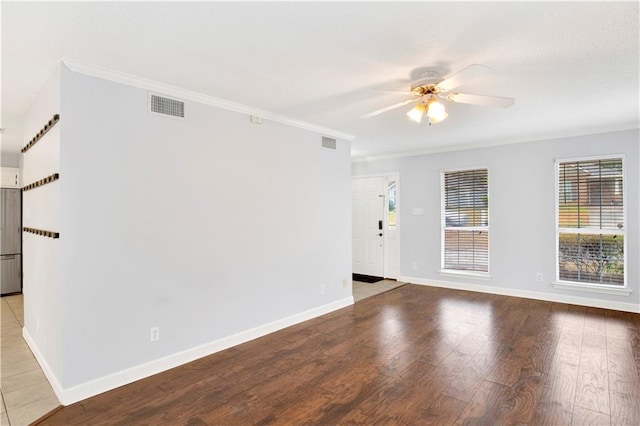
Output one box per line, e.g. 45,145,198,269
406,103,426,123
361,64,514,124
426,98,448,124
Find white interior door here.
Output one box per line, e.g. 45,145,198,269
352,177,385,277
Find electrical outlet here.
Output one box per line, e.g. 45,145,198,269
412,262,418,270
343,279,348,288
320,284,326,294
150,327,160,342
536,273,543,282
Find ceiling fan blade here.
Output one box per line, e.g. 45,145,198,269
360,98,419,118
445,93,515,108
436,64,490,92
374,89,419,96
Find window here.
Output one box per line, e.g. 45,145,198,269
556,157,625,286
388,180,397,230
441,168,489,273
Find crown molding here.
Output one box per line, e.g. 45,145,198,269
351,124,639,163
62,58,355,142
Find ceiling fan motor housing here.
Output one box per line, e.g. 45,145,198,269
410,84,439,95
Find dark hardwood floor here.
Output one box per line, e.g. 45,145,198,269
38,285,640,425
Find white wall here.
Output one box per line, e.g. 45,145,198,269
0,113,25,158
52,65,352,396
21,66,63,382
352,130,639,311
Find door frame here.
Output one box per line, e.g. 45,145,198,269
352,172,400,279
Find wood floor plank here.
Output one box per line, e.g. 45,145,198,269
243,355,336,409
423,393,468,425
527,328,562,374
606,336,640,397
629,328,640,373
186,391,280,425
335,373,424,424
572,405,611,426
453,380,512,425
553,307,585,368
497,366,546,424
302,364,392,424
485,354,528,387
255,386,338,425
402,392,467,426
530,357,579,425
532,399,574,425
35,284,640,425
373,334,438,378
444,364,486,403
609,391,640,426
575,312,610,415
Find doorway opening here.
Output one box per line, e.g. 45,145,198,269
351,174,400,299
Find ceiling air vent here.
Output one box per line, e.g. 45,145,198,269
149,94,185,119
321,137,336,150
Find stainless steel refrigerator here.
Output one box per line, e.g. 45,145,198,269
1,188,22,295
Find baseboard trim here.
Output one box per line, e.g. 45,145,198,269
22,328,66,404
399,276,640,313
25,296,354,406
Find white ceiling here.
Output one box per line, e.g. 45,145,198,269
1,1,638,158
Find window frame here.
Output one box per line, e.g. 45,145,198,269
440,166,491,277
554,154,628,294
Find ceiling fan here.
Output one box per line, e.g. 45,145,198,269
361,64,514,125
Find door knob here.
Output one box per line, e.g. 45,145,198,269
378,233,383,237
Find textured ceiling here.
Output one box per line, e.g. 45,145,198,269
1,2,638,157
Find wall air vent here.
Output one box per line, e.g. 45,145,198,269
321,137,336,150
149,94,185,119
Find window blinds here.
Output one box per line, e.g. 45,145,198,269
442,169,489,272
557,158,624,285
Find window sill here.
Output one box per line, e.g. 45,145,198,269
439,270,491,281
552,281,632,296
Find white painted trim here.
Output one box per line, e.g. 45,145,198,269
399,276,639,313
26,296,353,406
351,125,639,162
439,164,490,174
557,228,626,236
552,281,632,296
22,328,65,404
61,58,355,142
352,172,400,179
555,153,627,164
439,270,492,281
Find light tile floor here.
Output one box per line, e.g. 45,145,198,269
1,295,59,425
353,279,405,302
